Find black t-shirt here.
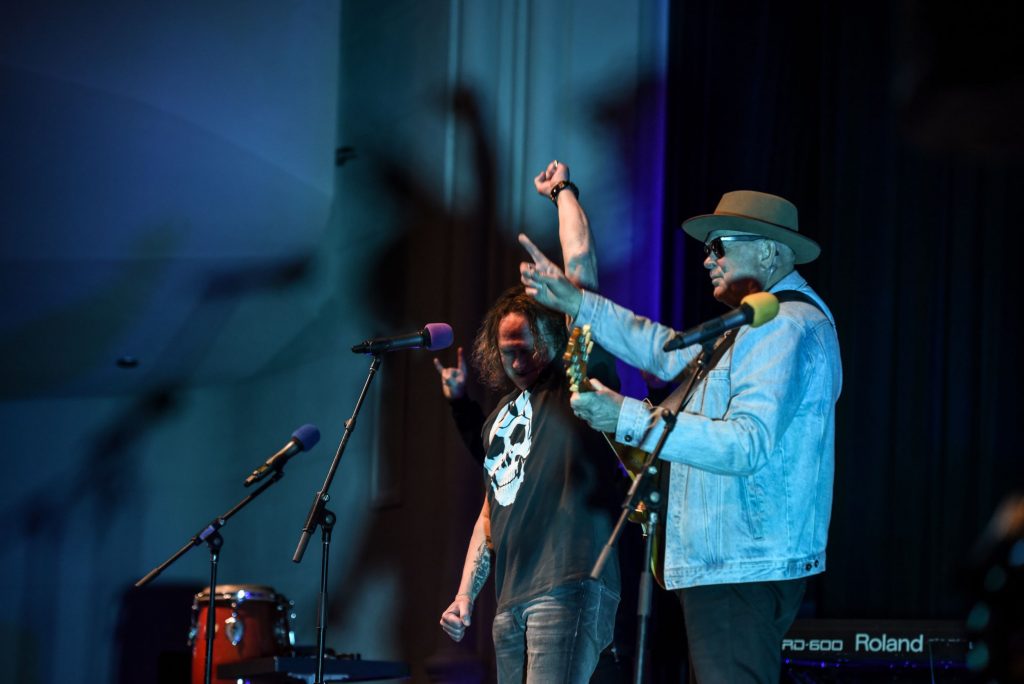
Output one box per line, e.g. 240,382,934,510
480,345,623,610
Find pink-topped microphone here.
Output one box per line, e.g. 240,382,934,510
351,322,453,354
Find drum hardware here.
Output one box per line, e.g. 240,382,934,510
188,584,295,684
136,426,317,684
224,613,242,646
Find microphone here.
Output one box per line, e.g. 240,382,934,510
663,292,779,352
351,322,453,354
243,424,321,487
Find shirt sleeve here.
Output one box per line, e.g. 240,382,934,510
575,289,700,382
447,395,486,464
615,396,653,447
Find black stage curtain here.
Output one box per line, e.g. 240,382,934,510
663,0,1024,619
342,3,1023,674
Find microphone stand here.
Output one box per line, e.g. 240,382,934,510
590,412,676,684
135,469,287,684
591,341,713,684
293,353,383,684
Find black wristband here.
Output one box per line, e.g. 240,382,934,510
549,180,579,205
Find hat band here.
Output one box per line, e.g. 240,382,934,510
711,210,798,233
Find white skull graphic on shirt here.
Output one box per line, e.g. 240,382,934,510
484,390,533,506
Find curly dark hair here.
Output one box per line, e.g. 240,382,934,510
472,285,568,391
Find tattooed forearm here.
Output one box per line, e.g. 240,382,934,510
469,539,491,598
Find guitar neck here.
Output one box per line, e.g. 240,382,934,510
564,325,595,393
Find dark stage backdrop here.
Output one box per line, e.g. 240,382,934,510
662,0,1024,621
328,1,1023,678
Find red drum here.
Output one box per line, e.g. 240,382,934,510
189,584,294,684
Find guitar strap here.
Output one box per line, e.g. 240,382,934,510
774,289,827,317
662,328,737,412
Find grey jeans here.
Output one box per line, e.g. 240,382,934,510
492,579,619,684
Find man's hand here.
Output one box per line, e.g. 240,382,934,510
433,347,467,400
570,378,624,433
534,159,569,198
439,595,473,642
518,233,583,318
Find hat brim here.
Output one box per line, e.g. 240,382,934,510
682,213,821,264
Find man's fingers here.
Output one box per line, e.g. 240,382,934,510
520,261,540,286
439,602,471,641
570,393,595,427
518,235,564,284
433,357,444,374
440,610,462,626
589,378,606,392
517,233,543,260
456,346,466,373
517,233,554,268
440,619,464,641
520,262,545,298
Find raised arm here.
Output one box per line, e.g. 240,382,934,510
439,498,492,642
533,160,598,291
434,346,486,462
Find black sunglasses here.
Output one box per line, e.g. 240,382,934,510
703,235,762,259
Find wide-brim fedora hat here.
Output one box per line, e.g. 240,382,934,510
682,190,821,264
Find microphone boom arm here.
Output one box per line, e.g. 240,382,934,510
292,352,384,684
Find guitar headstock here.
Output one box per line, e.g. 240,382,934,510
563,325,594,392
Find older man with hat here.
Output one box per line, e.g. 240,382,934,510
518,190,842,683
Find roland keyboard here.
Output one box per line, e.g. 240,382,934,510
782,619,970,673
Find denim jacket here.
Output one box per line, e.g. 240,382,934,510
574,271,842,589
